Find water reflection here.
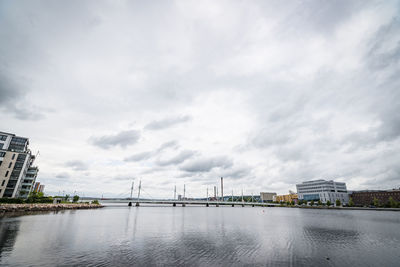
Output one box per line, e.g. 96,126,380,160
0,207,398,266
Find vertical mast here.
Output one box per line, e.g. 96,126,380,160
174,185,176,200
183,184,186,200
137,180,141,201
221,177,224,202
130,181,134,200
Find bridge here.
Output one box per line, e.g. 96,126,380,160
106,178,279,207
125,199,278,207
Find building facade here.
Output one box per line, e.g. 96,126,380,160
296,179,349,204
351,190,400,206
260,192,277,202
274,193,298,203
0,131,39,198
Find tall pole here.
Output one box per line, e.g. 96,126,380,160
137,180,141,200
174,185,176,200
135,180,141,207
241,188,244,203
207,187,209,202
232,189,234,202
214,186,216,199
221,177,224,202
130,181,134,200
183,184,186,200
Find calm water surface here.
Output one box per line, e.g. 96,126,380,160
0,205,399,266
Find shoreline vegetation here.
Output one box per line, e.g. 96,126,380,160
0,203,103,213
0,192,102,213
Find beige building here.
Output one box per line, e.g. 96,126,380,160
260,192,277,202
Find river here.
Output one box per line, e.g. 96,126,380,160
0,204,399,266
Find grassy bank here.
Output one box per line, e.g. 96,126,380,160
0,203,103,213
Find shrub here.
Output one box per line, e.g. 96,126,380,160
73,195,80,203
326,200,331,207
336,199,341,207
92,200,100,205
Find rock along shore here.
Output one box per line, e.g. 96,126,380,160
0,203,104,213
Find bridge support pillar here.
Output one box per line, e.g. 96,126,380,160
252,204,255,207
216,204,219,207
242,204,244,207
173,203,176,207
182,204,186,207
232,204,234,207
128,202,132,207
135,202,140,207
206,203,209,207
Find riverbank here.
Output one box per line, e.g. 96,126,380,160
285,205,400,211
0,203,104,213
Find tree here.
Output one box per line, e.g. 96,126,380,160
336,199,341,207
73,195,80,202
326,200,331,207
64,194,70,202
290,200,295,206
348,197,354,207
317,200,322,206
310,200,314,206
373,197,379,207
388,197,397,208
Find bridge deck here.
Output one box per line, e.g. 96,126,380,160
124,200,278,207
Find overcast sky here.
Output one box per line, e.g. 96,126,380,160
1,0,399,198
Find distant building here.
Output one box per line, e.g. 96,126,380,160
0,131,39,198
351,190,400,206
274,193,298,203
260,192,276,202
38,184,45,193
296,179,349,204
33,182,40,193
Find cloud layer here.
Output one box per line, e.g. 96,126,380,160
1,0,400,197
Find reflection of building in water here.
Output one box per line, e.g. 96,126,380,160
296,179,349,204
0,219,21,257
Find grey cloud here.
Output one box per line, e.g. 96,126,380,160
145,115,191,130
56,172,71,179
0,70,45,120
157,140,179,152
65,160,89,171
180,156,233,173
124,151,154,162
157,150,197,166
90,130,140,149
124,140,179,162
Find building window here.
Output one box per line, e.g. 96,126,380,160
8,162,12,168
0,135,7,141
5,171,9,177
12,154,15,160
0,161,2,166
1,180,4,187
0,152,5,157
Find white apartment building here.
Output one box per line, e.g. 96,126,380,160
296,179,349,204
0,131,38,198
